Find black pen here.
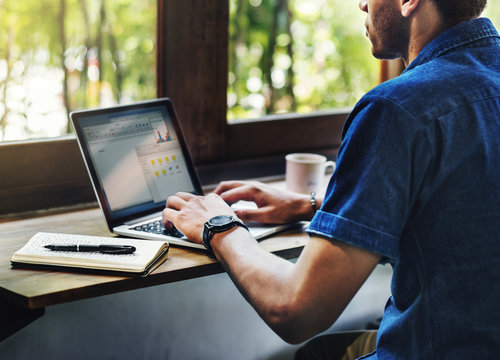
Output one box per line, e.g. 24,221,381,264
44,244,136,254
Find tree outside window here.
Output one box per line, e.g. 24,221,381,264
0,0,155,141
228,0,500,121
228,0,379,121
1,0,498,142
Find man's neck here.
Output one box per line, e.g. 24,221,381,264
404,0,448,66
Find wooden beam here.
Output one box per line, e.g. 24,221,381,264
157,0,229,163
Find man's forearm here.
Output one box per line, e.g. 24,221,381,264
211,227,324,343
211,228,297,327
209,229,380,344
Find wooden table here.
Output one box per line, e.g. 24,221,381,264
0,206,308,341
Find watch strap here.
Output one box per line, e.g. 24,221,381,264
202,216,248,253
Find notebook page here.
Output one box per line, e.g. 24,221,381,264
12,232,168,272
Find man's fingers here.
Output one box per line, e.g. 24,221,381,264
219,186,257,205
213,181,247,195
175,192,197,201
162,207,177,227
234,207,270,224
166,192,197,209
214,181,266,206
166,195,186,210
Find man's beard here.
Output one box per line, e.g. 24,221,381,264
368,4,410,60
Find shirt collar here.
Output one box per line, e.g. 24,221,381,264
404,17,500,73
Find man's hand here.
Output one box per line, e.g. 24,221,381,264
214,180,318,224
162,192,236,244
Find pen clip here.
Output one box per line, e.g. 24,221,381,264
100,245,136,254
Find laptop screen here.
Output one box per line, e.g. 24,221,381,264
71,98,202,226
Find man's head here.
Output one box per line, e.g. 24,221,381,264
359,0,488,64
430,0,487,26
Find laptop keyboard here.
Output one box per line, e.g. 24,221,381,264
133,220,184,238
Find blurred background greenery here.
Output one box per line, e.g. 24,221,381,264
228,0,378,120
0,0,156,141
0,0,498,141
228,0,500,120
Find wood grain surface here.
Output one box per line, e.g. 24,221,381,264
0,207,307,309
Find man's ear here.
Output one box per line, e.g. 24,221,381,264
401,0,421,17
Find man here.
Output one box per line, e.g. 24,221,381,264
163,0,500,358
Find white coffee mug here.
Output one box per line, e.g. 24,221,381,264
285,153,336,194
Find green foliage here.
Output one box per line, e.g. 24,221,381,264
0,0,155,141
1,0,497,140
228,0,379,121
228,0,500,122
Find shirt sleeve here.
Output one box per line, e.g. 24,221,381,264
307,95,431,262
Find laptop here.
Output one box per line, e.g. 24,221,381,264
71,98,294,251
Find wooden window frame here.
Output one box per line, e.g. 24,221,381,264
3,0,391,216
156,0,346,185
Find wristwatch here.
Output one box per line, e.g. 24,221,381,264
202,215,249,253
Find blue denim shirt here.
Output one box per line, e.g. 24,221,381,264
308,18,500,359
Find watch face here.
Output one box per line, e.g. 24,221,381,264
209,215,234,226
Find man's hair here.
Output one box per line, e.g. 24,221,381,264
431,0,487,25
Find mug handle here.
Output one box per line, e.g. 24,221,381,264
324,160,336,174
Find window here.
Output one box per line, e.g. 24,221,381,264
4,0,497,215
228,0,379,120
0,1,389,214
484,2,500,28
158,1,348,171
0,0,156,142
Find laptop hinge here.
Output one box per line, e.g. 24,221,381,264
123,211,162,226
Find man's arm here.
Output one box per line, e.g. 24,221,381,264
213,230,381,343
163,192,381,344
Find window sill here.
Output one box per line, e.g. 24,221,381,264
0,112,343,215
197,148,339,189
